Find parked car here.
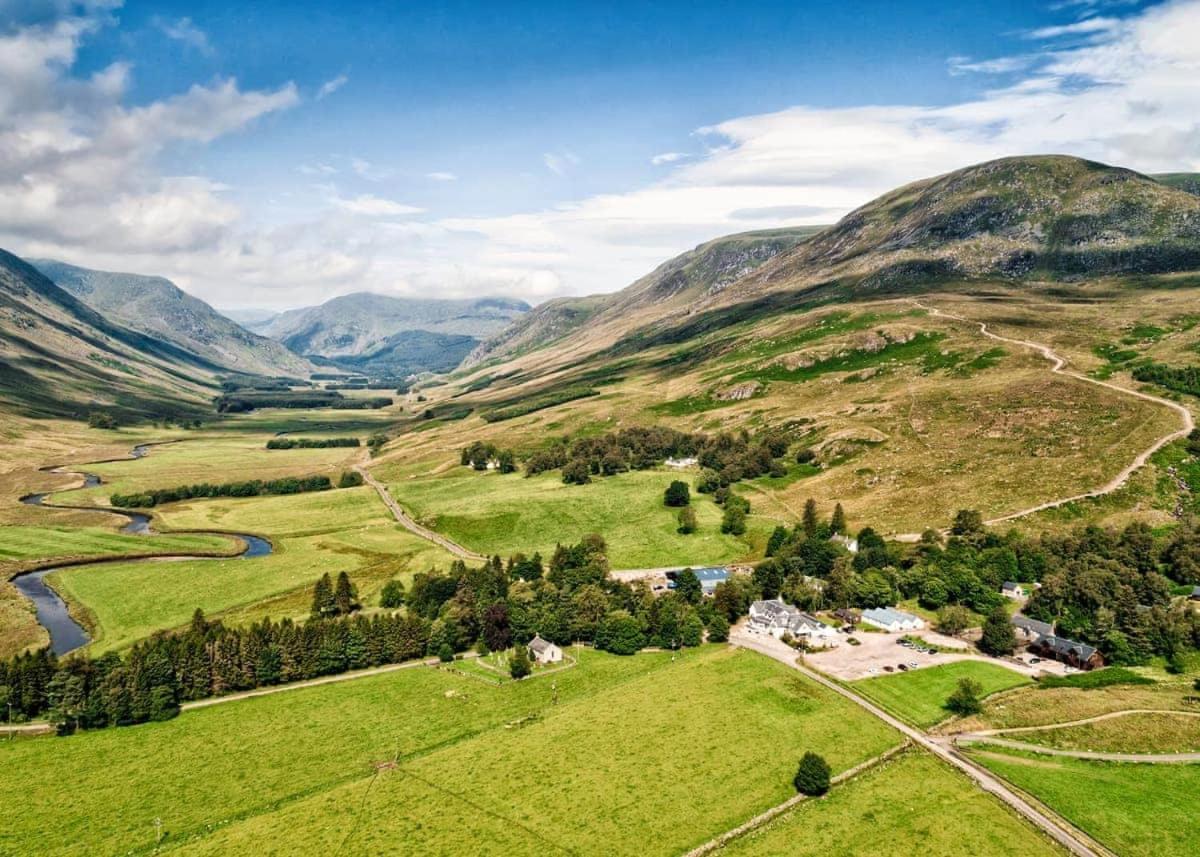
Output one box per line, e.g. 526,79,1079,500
897,664,909,671
883,665,895,672
907,661,919,669
1029,657,1041,664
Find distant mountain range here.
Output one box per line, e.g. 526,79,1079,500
30,260,310,378
254,292,530,376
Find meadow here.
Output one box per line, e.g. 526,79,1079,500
1016,711,1200,754
852,661,1031,728
0,526,233,564
717,749,1064,856
0,646,898,856
968,747,1200,856
389,467,780,568
51,487,454,653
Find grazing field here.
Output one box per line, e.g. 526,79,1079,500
0,526,232,563
389,468,778,568
969,747,1200,856
0,646,898,856
51,488,455,653
1017,712,1200,754
853,661,1031,727
717,750,1063,856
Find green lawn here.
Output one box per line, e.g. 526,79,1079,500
0,646,898,856
853,661,1031,727
52,488,454,652
719,750,1064,856
969,747,1200,856
390,467,779,568
0,526,232,563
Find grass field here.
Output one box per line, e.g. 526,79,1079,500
969,747,1200,856
853,661,1031,727
0,646,898,856
0,526,233,563
718,749,1064,856
1018,712,1200,754
51,488,454,653
389,467,779,568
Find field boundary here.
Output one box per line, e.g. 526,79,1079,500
681,741,910,856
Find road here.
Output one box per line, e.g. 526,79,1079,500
906,300,1194,532
731,628,1109,857
354,463,488,561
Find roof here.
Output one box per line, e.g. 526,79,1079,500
1002,581,1023,591
1012,615,1054,636
749,599,833,635
1033,634,1098,661
691,567,729,582
1191,586,1200,597
861,607,921,626
528,634,555,654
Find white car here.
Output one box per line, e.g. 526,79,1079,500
907,661,919,669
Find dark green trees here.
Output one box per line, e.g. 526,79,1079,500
945,677,983,715
335,572,359,615
313,572,359,619
509,644,532,679
562,459,591,485
721,495,750,535
831,503,846,535
594,611,646,655
793,752,831,796
664,480,690,507
979,605,1016,656
677,506,697,534
380,578,405,608
337,470,364,488
802,498,819,538
675,569,702,604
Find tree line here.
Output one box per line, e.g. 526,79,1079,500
110,474,333,508
265,437,360,449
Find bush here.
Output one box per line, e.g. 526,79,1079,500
337,470,364,488
677,506,697,535
437,643,455,663
664,480,690,507
379,579,405,609
945,678,983,715
706,613,730,643
793,752,831,796
509,645,532,679
562,459,591,485
87,412,118,430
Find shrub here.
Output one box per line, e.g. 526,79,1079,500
87,412,118,430
379,579,405,608
510,645,532,679
945,677,983,716
677,506,697,535
793,752,831,796
337,470,364,488
437,643,454,663
664,480,690,507
562,459,591,485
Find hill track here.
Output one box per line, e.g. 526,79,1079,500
903,299,1194,534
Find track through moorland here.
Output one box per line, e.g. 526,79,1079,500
902,299,1195,535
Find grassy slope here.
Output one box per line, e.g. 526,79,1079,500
0,647,897,857
390,468,779,568
718,750,1063,856
52,488,454,653
0,527,231,563
969,748,1200,856
852,661,1031,728
1018,712,1200,754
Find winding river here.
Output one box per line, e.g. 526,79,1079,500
12,443,273,656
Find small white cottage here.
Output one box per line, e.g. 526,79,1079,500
527,634,563,664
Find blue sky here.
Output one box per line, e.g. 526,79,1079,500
1,0,1195,308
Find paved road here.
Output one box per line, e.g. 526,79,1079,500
731,629,1109,857
898,300,1195,536
354,464,488,561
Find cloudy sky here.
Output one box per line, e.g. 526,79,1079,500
2,0,1199,310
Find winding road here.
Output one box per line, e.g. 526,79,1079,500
353,463,487,561
732,628,1110,857
899,299,1195,535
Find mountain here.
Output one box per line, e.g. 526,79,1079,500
463,227,821,368
259,292,530,376
1155,173,1200,197
218,307,280,330
30,260,311,377
0,250,222,419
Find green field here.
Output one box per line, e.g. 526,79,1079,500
0,526,233,563
389,468,779,568
0,646,898,856
1016,712,1200,754
52,488,454,652
969,747,1200,856
718,750,1063,856
853,661,1031,727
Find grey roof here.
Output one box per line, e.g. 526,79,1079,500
1033,634,1098,661
861,607,921,627
1002,581,1023,591
1191,586,1200,598
691,567,729,582
528,634,554,654
1012,615,1054,636
750,599,833,635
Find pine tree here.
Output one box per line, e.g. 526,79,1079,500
311,573,336,619
793,752,831,795
334,571,358,615
831,503,846,535
802,498,819,538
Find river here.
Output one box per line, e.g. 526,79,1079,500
11,443,273,656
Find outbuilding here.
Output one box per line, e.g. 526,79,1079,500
1011,614,1054,642
692,566,730,596
860,607,924,633
1001,581,1027,599
527,634,563,665
1027,634,1104,671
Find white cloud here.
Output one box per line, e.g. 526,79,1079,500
947,54,1037,75
651,151,688,165
155,16,212,55
542,151,580,175
331,194,423,217
1026,16,1121,39
426,171,457,181
316,74,347,99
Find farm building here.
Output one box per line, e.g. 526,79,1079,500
1189,586,1200,602
830,534,859,553
664,457,698,468
527,634,563,665
1001,581,1028,599
860,607,924,633
692,566,729,595
833,607,860,626
748,599,839,646
1011,615,1054,642
1027,634,1104,670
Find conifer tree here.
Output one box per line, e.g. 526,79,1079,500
311,573,336,619
831,503,846,535
802,498,819,538
335,571,358,615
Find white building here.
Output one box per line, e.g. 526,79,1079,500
748,598,839,646
860,607,924,633
665,457,698,468
527,634,562,664
1001,581,1027,599
830,534,859,554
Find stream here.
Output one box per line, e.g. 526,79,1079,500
11,443,273,656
